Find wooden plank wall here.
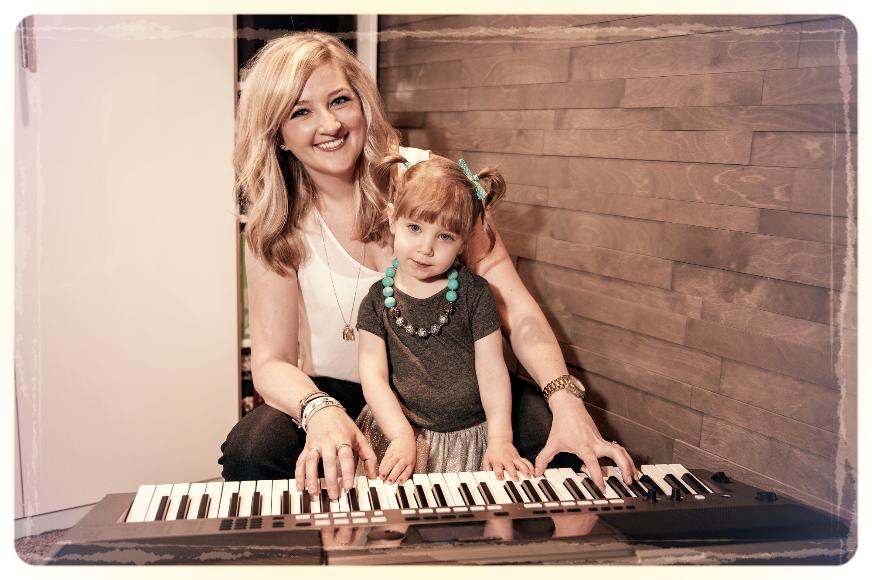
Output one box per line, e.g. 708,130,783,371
377,14,857,515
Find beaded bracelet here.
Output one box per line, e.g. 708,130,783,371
301,397,345,433
294,391,328,427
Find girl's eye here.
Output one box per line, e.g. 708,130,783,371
406,223,420,232
290,108,309,119
439,233,456,242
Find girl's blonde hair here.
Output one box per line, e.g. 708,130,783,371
234,32,400,274
373,155,506,257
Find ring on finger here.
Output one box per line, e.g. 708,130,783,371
337,443,352,451
610,440,620,447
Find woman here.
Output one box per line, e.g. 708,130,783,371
219,32,637,502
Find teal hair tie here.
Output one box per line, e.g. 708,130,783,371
458,158,487,201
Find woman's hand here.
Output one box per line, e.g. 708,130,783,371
295,406,377,499
533,392,639,492
379,435,416,484
483,439,534,481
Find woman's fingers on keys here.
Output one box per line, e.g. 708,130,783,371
580,450,605,492
305,447,321,494
294,453,307,491
337,444,356,491
322,447,340,499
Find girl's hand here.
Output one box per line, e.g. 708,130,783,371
379,435,416,484
483,440,534,481
294,406,378,499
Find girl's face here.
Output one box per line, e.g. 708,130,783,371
390,214,465,284
279,62,366,185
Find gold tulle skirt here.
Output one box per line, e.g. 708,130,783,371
355,405,487,475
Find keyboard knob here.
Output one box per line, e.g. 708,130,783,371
755,491,778,503
711,471,732,484
670,487,684,501
646,488,658,503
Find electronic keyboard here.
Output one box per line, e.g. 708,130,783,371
48,464,852,565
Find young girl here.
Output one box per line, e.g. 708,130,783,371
354,155,534,484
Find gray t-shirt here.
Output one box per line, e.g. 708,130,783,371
356,267,501,432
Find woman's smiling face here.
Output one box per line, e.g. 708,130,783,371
279,62,366,184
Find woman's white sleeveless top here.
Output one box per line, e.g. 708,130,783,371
296,146,429,382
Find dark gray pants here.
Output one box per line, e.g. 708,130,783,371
218,375,579,481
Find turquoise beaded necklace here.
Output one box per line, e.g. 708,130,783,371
382,258,460,338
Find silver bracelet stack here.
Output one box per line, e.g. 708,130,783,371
300,395,345,433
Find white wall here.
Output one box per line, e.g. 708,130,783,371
15,15,239,519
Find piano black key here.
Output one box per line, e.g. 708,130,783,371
320,489,330,512
504,480,524,503
460,482,477,506
581,478,606,500
348,488,360,512
478,481,496,505
228,492,240,517
281,490,291,515
175,495,190,519
664,473,691,495
415,484,429,508
521,480,543,502
640,474,666,496
538,479,560,502
195,495,209,519
681,472,711,494
154,496,170,521
368,488,381,510
606,476,633,498
629,480,648,497
251,491,261,516
397,485,411,509
433,483,448,507
562,478,585,501
301,489,311,513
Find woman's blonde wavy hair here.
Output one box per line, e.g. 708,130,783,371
234,31,400,275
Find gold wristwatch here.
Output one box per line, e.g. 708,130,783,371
542,374,586,402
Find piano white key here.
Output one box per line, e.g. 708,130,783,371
668,463,714,494
593,470,621,499
641,464,671,495
145,483,175,521
543,469,576,501
440,473,468,506
356,476,372,511
557,468,594,500
315,478,329,513
126,484,157,523
217,481,240,518
480,471,512,504
382,480,401,510
457,472,485,505
165,483,191,520
338,486,350,513
271,479,288,515
185,483,208,520
288,479,303,514
237,480,257,516
254,480,273,516
412,474,438,507
204,481,223,518
399,479,419,509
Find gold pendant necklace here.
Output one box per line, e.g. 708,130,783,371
316,211,365,341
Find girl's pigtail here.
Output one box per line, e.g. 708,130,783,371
473,166,506,256
371,153,409,238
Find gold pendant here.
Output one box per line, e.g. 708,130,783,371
342,325,355,341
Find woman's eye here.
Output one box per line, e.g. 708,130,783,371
290,108,309,119
332,95,350,106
